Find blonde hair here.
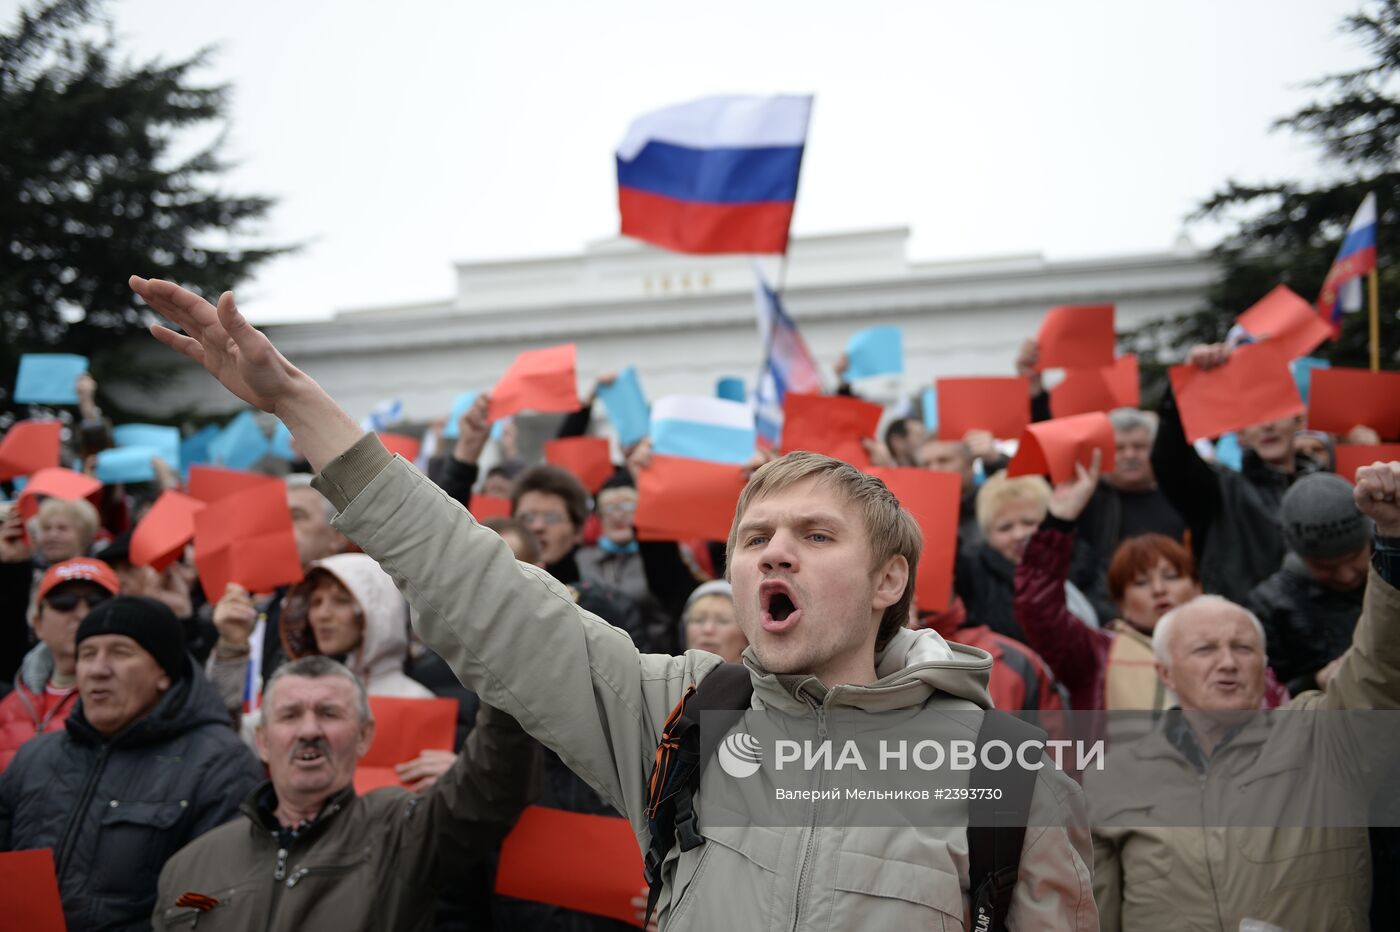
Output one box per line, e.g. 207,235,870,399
975,473,1051,536
726,451,920,650
34,496,100,550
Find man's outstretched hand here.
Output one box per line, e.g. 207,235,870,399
132,276,364,471
132,277,302,414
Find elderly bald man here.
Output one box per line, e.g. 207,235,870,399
1089,461,1400,932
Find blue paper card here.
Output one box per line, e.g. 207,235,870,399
598,368,650,447
1291,357,1330,406
845,327,903,380
95,447,159,485
112,423,180,472
716,377,747,404
180,424,220,474
1214,433,1243,472
441,392,479,441
210,411,271,471
14,354,89,404
921,386,938,434
269,421,297,461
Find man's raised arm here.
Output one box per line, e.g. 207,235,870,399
133,277,716,829
132,277,363,469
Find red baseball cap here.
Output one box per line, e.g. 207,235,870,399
36,558,121,604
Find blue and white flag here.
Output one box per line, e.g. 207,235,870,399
651,395,756,465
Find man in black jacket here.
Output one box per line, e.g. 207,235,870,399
0,596,261,931
1248,472,1371,695
1151,342,1316,604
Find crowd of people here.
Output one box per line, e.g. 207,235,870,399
0,274,1397,931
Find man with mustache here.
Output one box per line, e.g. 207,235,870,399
133,275,1096,931
152,655,536,931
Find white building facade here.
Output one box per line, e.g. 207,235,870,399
127,227,1217,425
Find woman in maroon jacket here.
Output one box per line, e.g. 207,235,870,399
1013,456,1201,712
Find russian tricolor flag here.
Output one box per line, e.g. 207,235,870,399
752,268,823,447
616,95,812,255
1316,192,1378,333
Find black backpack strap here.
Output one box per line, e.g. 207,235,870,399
642,662,753,925
967,710,1047,932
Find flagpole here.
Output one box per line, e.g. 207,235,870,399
1370,267,1382,372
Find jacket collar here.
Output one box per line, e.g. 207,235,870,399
739,627,994,715
243,780,357,845
1131,709,1271,768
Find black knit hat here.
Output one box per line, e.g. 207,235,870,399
76,596,186,681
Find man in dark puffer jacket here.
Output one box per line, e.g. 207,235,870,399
0,596,261,931
1248,472,1371,695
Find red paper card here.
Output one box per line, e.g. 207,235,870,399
187,465,278,503
468,495,514,521
635,455,747,542
130,490,206,572
1333,445,1400,484
1007,412,1117,485
17,468,103,523
194,481,303,601
935,377,1031,441
1168,343,1304,444
545,437,615,494
353,696,458,794
867,468,962,613
378,432,422,462
0,849,65,931
1306,368,1400,439
496,806,644,925
0,420,62,481
1236,285,1333,361
780,393,884,467
1036,304,1116,370
1049,355,1141,418
489,344,582,421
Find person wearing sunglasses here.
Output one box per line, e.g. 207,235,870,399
0,558,118,771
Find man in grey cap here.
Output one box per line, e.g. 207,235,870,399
1247,472,1372,694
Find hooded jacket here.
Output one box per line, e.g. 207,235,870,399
1247,553,1365,695
209,554,431,729
0,642,77,771
0,657,263,931
279,553,431,700
311,436,1097,931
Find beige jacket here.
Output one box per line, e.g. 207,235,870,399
313,435,1097,931
1089,567,1400,932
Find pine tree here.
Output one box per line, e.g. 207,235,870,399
0,0,288,414
1123,0,1400,403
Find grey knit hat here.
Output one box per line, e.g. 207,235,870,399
1280,473,1371,560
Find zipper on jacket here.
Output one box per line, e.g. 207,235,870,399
284,862,357,888
265,835,288,931
791,698,827,930
273,846,288,881
54,745,111,878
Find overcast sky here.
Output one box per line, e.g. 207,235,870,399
7,0,1373,322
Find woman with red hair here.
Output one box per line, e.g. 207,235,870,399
1013,458,1201,711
